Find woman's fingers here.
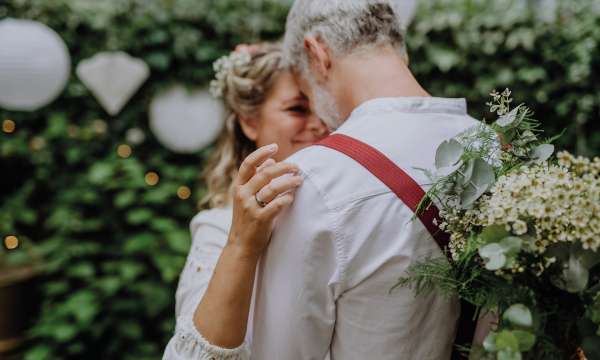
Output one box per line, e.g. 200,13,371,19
259,192,295,220
256,175,303,204
238,144,278,184
256,158,276,173
245,162,299,193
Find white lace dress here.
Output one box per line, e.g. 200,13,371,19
162,207,251,360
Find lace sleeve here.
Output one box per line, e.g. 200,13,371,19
163,314,250,360
162,210,250,360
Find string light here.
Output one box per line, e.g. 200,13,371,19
30,136,47,151
4,235,19,250
2,119,15,133
92,119,107,135
67,124,80,138
177,186,191,200
117,144,132,158
145,171,159,186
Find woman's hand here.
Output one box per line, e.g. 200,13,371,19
227,143,303,259
193,144,302,348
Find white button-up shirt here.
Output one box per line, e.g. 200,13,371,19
249,97,478,360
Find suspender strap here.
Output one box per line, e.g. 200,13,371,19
316,133,476,359
317,134,450,248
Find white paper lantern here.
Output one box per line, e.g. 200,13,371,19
0,18,71,111
76,51,149,116
392,0,418,29
149,86,224,154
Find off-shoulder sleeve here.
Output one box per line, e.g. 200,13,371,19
163,208,250,360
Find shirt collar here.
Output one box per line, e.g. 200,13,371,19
346,97,468,121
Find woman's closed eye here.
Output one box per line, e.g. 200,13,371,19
286,105,309,114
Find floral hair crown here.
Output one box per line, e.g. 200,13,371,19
209,50,252,99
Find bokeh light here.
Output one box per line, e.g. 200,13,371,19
177,186,191,200
145,171,159,186
117,144,132,158
4,235,19,250
2,119,15,133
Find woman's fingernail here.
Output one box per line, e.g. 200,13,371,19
266,144,278,152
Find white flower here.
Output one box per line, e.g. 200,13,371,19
512,220,528,235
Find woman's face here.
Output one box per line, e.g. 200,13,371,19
241,70,329,161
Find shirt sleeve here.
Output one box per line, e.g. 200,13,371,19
250,173,343,359
163,215,250,360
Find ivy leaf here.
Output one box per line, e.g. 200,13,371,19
435,139,464,169
479,243,507,270
503,304,533,328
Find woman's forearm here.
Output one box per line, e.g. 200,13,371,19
193,240,260,348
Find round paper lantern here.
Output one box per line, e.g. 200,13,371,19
149,86,225,154
392,0,418,29
0,18,71,111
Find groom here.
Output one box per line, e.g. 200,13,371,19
250,1,478,358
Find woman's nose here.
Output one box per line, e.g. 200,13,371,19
307,114,328,137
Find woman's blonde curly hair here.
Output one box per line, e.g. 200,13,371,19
200,43,284,209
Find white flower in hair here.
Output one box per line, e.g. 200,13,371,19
209,50,252,98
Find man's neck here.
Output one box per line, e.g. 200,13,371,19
333,48,430,119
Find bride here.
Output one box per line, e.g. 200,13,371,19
163,43,328,359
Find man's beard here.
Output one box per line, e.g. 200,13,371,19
306,72,343,130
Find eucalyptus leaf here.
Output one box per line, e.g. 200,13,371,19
435,139,464,169
503,304,533,328
530,143,554,162
435,160,464,178
513,330,536,351
457,158,475,187
496,105,522,127
496,330,520,351
572,244,600,270
479,243,507,270
582,336,600,360
499,236,523,255
460,158,495,208
483,332,498,352
497,349,522,360
553,255,589,293
480,225,511,244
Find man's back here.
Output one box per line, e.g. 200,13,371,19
250,97,478,360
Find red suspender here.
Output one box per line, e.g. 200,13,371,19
317,134,450,250
316,133,475,359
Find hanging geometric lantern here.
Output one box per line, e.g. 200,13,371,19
149,86,224,154
0,18,71,111
392,0,419,28
76,51,150,116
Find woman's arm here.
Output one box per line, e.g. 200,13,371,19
194,143,302,347
163,144,301,359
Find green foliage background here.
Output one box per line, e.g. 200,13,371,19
0,0,597,359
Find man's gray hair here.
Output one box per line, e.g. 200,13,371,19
283,0,408,70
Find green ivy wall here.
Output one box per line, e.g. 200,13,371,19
0,0,597,359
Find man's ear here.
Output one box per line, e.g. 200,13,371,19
303,35,332,80
238,116,259,141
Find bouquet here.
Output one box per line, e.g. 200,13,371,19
398,89,600,359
